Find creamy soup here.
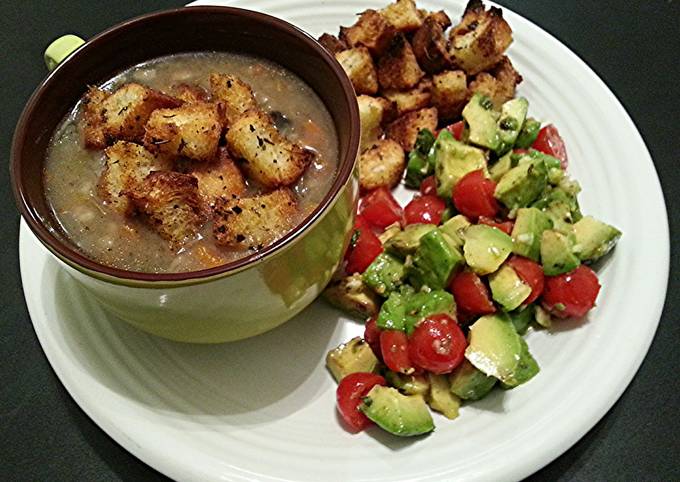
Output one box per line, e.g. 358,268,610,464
44,52,339,273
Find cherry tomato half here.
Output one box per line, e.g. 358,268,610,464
532,125,568,169
507,256,545,305
408,314,467,374
453,170,499,220
449,271,496,315
336,372,386,432
542,265,601,318
344,217,384,274
420,175,438,196
403,195,447,225
478,216,514,235
359,187,403,229
380,330,414,374
364,317,383,361
447,121,465,141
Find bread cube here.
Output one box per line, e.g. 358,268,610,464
209,73,258,125
182,147,247,207
385,107,438,151
357,95,395,151
171,83,209,103
380,0,424,32
358,139,406,191
382,79,432,116
340,10,396,56
335,47,379,95
317,33,348,55
377,33,424,90
412,16,452,74
431,70,468,119
469,57,522,109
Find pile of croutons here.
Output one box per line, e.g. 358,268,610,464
319,0,521,191
81,73,313,252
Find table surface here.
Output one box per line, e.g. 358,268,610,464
2,1,679,480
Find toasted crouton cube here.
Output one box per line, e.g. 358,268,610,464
469,58,521,110
385,107,438,151
427,10,452,29
432,70,468,119
143,102,223,162
212,188,297,250
126,171,204,247
318,33,348,55
183,147,247,207
98,141,171,214
357,95,395,151
491,56,523,99
412,16,452,74
335,47,379,95
377,34,424,91
209,73,258,125
340,10,396,56
381,0,424,32
358,139,406,191
171,84,209,104
226,110,313,188
81,83,181,149
382,79,432,116
449,0,513,75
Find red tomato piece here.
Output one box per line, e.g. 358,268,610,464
403,194,447,225
344,218,384,274
408,314,467,374
336,372,386,432
478,216,514,235
380,330,414,374
532,124,568,169
358,187,403,229
452,170,499,220
449,271,496,315
447,121,465,140
507,256,545,305
420,175,437,196
364,317,383,361
542,265,601,318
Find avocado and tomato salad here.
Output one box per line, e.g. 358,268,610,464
326,93,621,437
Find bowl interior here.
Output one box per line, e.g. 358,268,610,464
12,6,359,282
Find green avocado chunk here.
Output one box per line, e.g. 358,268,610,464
534,305,552,328
439,215,472,249
426,373,461,420
489,151,515,182
377,289,456,333
360,386,435,437
572,215,622,262
462,93,501,151
384,223,437,257
404,129,437,188
323,274,380,319
489,264,532,311
325,337,379,382
511,207,553,261
540,229,580,276
385,371,430,396
362,253,406,297
500,338,540,388
434,130,488,199
463,225,513,275
494,157,548,210
409,229,464,290
465,314,523,383
449,359,497,400
509,304,535,335
495,97,529,155
514,117,541,149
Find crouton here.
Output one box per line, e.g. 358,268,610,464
380,0,424,32
491,55,523,99
212,188,297,250
382,79,432,116
412,16,452,74
182,147,247,207
358,139,406,191
318,33,347,55
209,73,258,125
226,110,313,188
126,171,204,247
385,107,438,151
449,0,513,75
335,47,379,95
323,273,380,318
171,83,209,103
98,141,171,214
427,10,452,29
431,70,468,119
469,58,521,110
377,33,424,91
340,10,396,56
357,95,395,151
81,83,181,149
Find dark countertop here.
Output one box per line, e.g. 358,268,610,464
1,1,678,480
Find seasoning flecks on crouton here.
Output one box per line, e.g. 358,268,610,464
209,73,258,125
385,107,438,151
382,78,432,116
335,47,379,95
126,171,204,247
171,83,209,104
184,147,247,207
377,33,425,91
431,70,468,119
226,110,313,188
212,188,297,250
449,0,513,75
340,10,396,56
98,141,171,214
358,139,406,191
380,0,424,32
143,102,223,162
81,83,182,149
412,16,452,74
318,33,348,55
357,95,396,151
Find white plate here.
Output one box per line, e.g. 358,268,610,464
21,1,669,481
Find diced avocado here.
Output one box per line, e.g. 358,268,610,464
362,253,406,297
500,338,540,388
543,200,576,235
494,158,548,210
462,93,501,151
465,313,522,383
463,225,513,275
360,385,435,437
433,130,488,198
409,229,464,290
404,129,437,188
509,304,535,335
534,305,552,328
326,337,379,382
495,97,529,155
403,290,456,334
385,371,430,396
323,274,380,319
540,230,580,276
439,215,472,249
426,373,461,420
514,117,541,149
384,224,437,257
572,215,622,262
489,264,531,311
511,207,553,261
489,151,515,182
449,359,497,400
376,290,407,331
378,222,402,244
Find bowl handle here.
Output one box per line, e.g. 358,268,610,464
44,34,85,71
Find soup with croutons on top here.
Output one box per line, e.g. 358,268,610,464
44,52,339,273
